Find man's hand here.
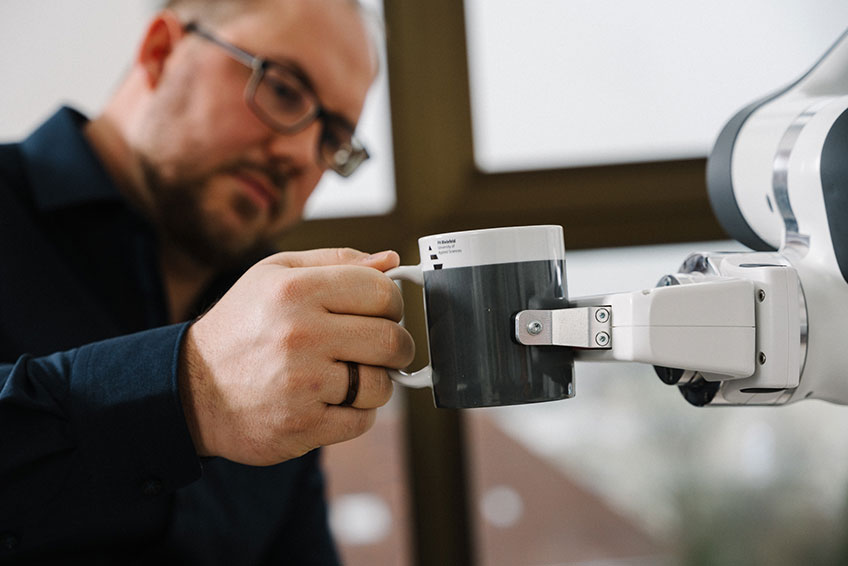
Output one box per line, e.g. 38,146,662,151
179,248,415,466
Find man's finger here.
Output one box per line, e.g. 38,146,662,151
262,248,399,271
299,265,405,320
325,315,415,368
322,362,393,409
314,405,378,448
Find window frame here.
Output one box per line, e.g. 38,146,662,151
279,1,725,564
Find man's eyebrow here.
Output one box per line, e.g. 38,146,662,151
265,56,317,92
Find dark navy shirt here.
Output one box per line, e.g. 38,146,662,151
0,108,339,564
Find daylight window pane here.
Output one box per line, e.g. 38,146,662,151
464,0,848,171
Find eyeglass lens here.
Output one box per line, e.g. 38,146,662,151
251,66,318,130
251,66,368,176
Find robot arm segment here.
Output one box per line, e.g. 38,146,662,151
515,252,804,406
517,279,757,378
510,26,848,407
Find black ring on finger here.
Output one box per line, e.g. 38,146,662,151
341,361,360,406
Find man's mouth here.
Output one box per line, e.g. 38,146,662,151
232,170,280,212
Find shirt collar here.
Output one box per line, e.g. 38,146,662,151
20,106,123,211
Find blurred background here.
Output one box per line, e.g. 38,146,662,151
5,1,848,564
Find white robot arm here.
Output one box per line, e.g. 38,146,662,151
515,28,848,406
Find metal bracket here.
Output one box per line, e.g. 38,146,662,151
514,306,612,348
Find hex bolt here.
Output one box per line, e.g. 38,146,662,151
595,331,610,347
527,320,543,336
759,352,767,365
595,308,610,323
758,289,766,302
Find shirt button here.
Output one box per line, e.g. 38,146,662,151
0,532,19,551
141,478,163,497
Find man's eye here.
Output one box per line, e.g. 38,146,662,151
323,119,355,147
264,78,307,113
322,125,342,147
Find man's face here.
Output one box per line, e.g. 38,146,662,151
134,0,377,267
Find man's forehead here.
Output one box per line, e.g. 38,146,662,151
222,0,376,117
222,0,372,68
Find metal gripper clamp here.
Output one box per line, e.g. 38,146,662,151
514,306,613,349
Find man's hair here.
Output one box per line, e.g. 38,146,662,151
161,0,263,25
161,0,365,25
161,0,383,73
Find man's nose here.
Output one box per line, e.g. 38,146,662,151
266,120,324,171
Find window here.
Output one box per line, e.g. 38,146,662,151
464,0,848,170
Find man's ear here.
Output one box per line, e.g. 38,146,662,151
136,11,186,89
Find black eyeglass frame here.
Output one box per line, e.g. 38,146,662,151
184,21,370,177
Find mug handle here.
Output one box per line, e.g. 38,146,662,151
384,265,432,389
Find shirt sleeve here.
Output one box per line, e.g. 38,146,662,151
158,450,341,565
0,322,202,557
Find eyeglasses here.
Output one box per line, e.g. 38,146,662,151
184,22,369,177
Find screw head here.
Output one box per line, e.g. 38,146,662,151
595,308,610,323
759,352,767,365
527,321,543,335
758,289,766,302
595,331,610,347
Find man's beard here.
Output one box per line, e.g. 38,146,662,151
139,157,288,271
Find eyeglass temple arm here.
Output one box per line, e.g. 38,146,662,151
183,22,264,71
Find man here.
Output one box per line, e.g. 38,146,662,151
0,0,414,563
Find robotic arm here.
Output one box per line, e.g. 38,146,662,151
515,28,848,406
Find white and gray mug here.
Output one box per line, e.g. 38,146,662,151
386,225,574,408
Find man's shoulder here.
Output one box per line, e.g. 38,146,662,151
0,141,32,207
0,141,25,173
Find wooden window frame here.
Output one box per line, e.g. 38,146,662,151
279,1,725,564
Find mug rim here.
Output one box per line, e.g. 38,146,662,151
419,224,562,242
417,224,565,271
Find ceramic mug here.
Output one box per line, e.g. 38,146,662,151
386,225,574,408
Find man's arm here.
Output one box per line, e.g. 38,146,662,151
0,247,414,559
0,324,202,558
